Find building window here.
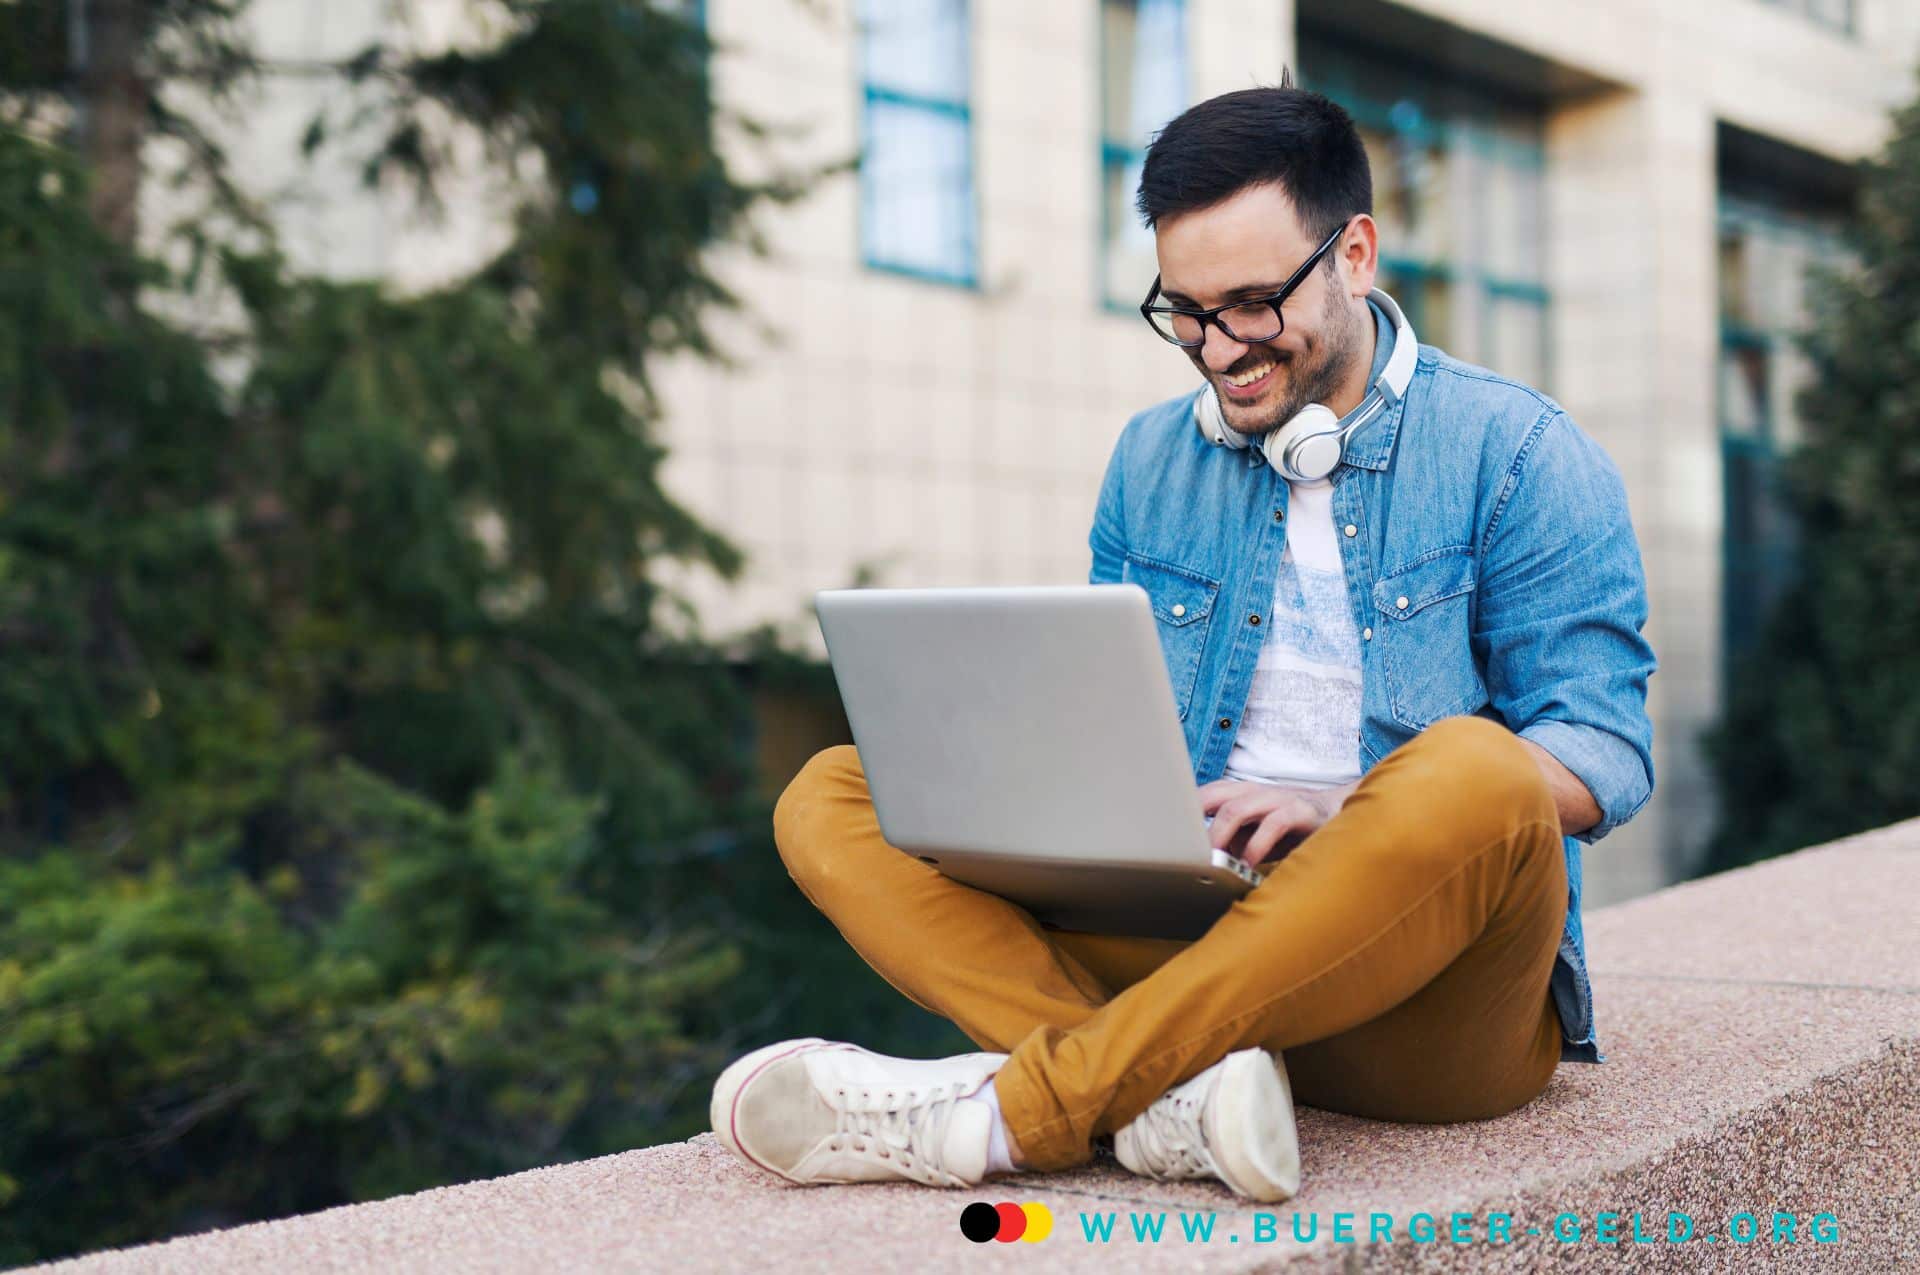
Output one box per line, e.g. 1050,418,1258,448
858,0,976,286
1298,36,1550,388
1716,195,1849,666
1099,0,1187,311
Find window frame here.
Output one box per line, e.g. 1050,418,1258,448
1097,0,1189,316
1714,194,1851,676
856,0,980,289
1297,41,1553,388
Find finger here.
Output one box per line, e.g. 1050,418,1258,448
1205,798,1245,849
1242,808,1309,866
1196,780,1249,814
1207,795,1270,850
1250,830,1307,867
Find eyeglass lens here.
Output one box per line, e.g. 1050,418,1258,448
1154,300,1284,347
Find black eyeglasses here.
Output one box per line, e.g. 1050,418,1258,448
1139,220,1348,348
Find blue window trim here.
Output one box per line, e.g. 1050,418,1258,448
1484,276,1549,304
1377,252,1453,281
1097,142,1149,317
856,3,980,289
1097,0,1187,317
864,83,970,118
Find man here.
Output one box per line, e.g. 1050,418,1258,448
710,80,1656,1201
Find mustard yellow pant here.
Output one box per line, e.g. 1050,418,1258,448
771,714,1567,1172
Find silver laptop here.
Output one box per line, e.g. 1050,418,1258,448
813,584,1264,941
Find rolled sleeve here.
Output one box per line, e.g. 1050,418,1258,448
1475,409,1657,844
1519,718,1652,843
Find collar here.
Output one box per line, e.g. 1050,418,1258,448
1338,388,1409,471
1337,296,1409,472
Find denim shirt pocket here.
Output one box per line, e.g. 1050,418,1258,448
1371,547,1488,731
1122,552,1219,722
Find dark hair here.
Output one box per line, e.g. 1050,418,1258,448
1136,71,1372,253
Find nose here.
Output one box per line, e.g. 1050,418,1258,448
1200,321,1249,373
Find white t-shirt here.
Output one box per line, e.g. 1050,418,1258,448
1220,476,1364,790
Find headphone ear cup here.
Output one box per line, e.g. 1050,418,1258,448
1193,385,1249,449
1263,402,1341,482
1278,431,1344,483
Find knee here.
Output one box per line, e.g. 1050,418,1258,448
772,743,865,883
1414,715,1557,829
1382,718,1559,875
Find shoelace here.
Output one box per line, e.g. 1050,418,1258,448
825,1080,971,1185
1123,1084,1215,1180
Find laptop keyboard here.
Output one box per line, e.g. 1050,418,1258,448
1203,815,1263,887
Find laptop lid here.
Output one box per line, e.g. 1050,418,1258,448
814,585,1212,869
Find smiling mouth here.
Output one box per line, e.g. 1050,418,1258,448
1220,360,1279,397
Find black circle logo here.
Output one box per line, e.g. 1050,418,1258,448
960,1201,1002,1243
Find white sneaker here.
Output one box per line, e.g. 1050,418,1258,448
1112,1047,1301,1202
711,1038,1009,1188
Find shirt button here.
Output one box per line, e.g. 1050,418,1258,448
1395,595,1410,611
1172,603,1186,618
1273,510,1285,523
1343,524,1357,537
1218,717,1233,730
1248,614,1261,626
1363,626,1373,640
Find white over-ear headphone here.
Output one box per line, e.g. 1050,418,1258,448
1193,288,1418,483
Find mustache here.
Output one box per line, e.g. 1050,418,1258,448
1221,352,1291,378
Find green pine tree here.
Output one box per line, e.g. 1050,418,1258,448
0,2,960,1263
1704,78,1920,873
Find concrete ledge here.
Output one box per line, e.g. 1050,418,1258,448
21,821,1920,1273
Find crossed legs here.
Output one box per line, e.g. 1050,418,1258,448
770,714,1568,1172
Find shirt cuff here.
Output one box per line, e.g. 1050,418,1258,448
1518,718,1652,844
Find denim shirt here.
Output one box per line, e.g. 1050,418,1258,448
1090,303,1657,1064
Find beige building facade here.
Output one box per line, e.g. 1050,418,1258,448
190,0,1920,908
651,0,1920,906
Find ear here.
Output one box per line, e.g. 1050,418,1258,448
1339,214,1380,299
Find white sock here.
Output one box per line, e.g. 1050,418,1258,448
966,1076,1018,1177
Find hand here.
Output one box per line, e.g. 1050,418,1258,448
1197,778,1359,867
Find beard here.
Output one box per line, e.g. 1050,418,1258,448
1218,283,1365,438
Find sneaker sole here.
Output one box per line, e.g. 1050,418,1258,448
709,1036,835,1181
1205,1049,1301,1202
